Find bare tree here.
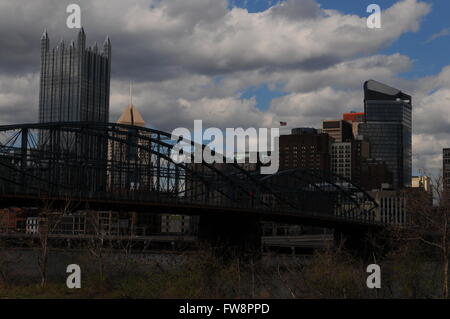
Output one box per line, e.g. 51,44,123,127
393,173,450,298
34,197,73,287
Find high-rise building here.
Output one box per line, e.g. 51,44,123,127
279,128,331,172
38,28,111,192
330,139,369,185
279,129,333,236
322,120,353,143
39,28,111,124
443,149,450,194
359,80,412,189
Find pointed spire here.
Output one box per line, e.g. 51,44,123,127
102,35,111,57
77,26,86,51
93,41,98,52
117,83,145,127
129,81,133,106
70,39,75,48
41,29,48,40
41,29,49,52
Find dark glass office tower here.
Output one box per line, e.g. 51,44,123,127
359,80,412,189
38,29,111,192
39,28,111,124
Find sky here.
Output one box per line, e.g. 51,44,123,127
0,0,450,175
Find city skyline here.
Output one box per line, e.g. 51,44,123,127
0,0,449,177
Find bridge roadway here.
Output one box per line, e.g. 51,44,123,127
0,191,382,230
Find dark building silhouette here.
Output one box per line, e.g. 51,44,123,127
37,29,111,192
279,129,333,236
443,148,450,194
360,158,393,191
280,128,331,172
322,120,353,143
39,28,111,124
359,80,412,189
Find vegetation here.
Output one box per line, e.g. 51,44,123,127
0,241,447,299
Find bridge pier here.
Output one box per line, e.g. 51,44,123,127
198,214,262,259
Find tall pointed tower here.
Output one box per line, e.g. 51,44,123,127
38,28,111,123
117,82,145,127
38,28,112,192
108,83,150,192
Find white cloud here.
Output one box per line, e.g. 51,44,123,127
425,27,450,43
0,0,448,176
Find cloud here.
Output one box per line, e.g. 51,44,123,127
425,27,450,43
0,0,431,78
0,0,447,176
0,73,39,124
269,0,322,20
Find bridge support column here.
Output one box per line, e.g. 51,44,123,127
198,214,262,259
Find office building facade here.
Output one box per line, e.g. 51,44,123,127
39,28,111,124
359,80,412,189
443,149,450,194
367,188,407,225
38,29,111,191
322,120,353,143
279,128,331,172
330,139,369,184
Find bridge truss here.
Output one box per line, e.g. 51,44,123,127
0,122,378,226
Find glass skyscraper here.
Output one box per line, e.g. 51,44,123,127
39,28,111,124
359,80,412,189
37,28,111,192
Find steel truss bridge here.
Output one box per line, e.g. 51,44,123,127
0,122,380,230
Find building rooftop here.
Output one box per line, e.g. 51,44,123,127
117,104,145,127
364,80,411,102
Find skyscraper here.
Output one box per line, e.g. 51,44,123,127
39,28,111,124
359,80,412,189
38,28,111,192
